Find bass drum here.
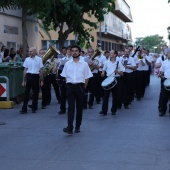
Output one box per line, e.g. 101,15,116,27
101,76,117,90
163,78,170,91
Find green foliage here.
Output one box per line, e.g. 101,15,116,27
37,0,115,48
134,34,166,53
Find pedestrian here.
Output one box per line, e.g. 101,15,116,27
61,45,93,134
20,47,43,114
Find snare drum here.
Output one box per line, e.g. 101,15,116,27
163,78,170,91
101,76,117,90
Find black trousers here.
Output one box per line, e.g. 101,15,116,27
60,84,66,112
102,78,119,113
66,83,85,129
141,71,148,97
161,85,170,114
135,71,144,99
158,79,164,109
123,72,134,106
49,74,61,103
22,73,39,111
41,75,51,106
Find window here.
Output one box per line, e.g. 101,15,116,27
4,25,18,35
7,42,16,50
42,40,47,50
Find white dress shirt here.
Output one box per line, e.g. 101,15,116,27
142,55,152,71
23,56,43,74
121,56,136,73
103,59,125,77
95,54,106,71
156,55,166,64
160,59,170,78
61,58,93,83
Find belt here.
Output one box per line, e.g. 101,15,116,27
67,83,84,86
27,73,39,75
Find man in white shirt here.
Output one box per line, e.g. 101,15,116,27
121,48,136,109
100,50,124,115
159,48,170,116
61,45,93,134
20,47,43,114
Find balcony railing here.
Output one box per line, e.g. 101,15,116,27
113,0,133,22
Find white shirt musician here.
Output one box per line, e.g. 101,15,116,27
100,50,124,116
159,48,170,117
96,53,106,72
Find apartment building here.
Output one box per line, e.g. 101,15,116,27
0,9,38,50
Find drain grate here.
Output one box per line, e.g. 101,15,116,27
0,122,6,125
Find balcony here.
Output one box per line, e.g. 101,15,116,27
113,0,133,22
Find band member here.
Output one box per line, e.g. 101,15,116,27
20,47,43,114
158,48,170,116
121,48,136,109
146,50,153,86
155,45,168,112
61,45,92,134
99,50,124,115
58,46,72,114
95,48,106,103
104,51,110,60
84,47,99,109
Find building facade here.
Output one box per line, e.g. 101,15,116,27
0,9,39,50
38,0,133,52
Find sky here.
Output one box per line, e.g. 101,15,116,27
126,0,170,44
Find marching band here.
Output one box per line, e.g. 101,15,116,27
19,44,170,133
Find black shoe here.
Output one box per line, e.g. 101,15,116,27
28,105,32,109
124,105,129,109
32,110,36,113
58,110,66,114
42,106,46,109
83,106,87,109
89,105,93,109
63,127,73,134
111,111,116,115
20,110,27,114
96,101,101,104
158,107,162,113
75,127,80,133
99,111,104,114
159,112,166,117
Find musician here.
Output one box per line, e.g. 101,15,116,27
58,46,72,114
84,47,100,109
38,49,45,58
121,48,136,109
99,50,124,115
158,48,170,116
146,50,153,86
104,51,110,60
141,49,151,97
61,45,92,134
155,45,168,112
20,47,43,114
95,49,107,103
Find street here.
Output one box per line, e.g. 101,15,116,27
0,75,170,170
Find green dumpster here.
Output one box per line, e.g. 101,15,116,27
0,62,25,103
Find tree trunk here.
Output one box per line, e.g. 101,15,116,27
58,31,70,51
21,4,28,60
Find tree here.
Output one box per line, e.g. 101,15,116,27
37,0,115,50
134,34,166,53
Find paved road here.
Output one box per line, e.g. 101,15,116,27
0,75,170,170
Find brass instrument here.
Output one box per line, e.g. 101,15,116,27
89,46,104,71
42,45,60,77
138,54,143,61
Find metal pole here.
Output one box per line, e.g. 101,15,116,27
99,22,102,45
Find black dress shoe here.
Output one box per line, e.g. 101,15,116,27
89,105,93,109
63,127,73,134
111,111,116,115
32,110,36,113
75,127,80,133
58,110,66,114
20,110,27,114
42,106,46,109
28,105,32,109
159,112,166,117
124,105,129,109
